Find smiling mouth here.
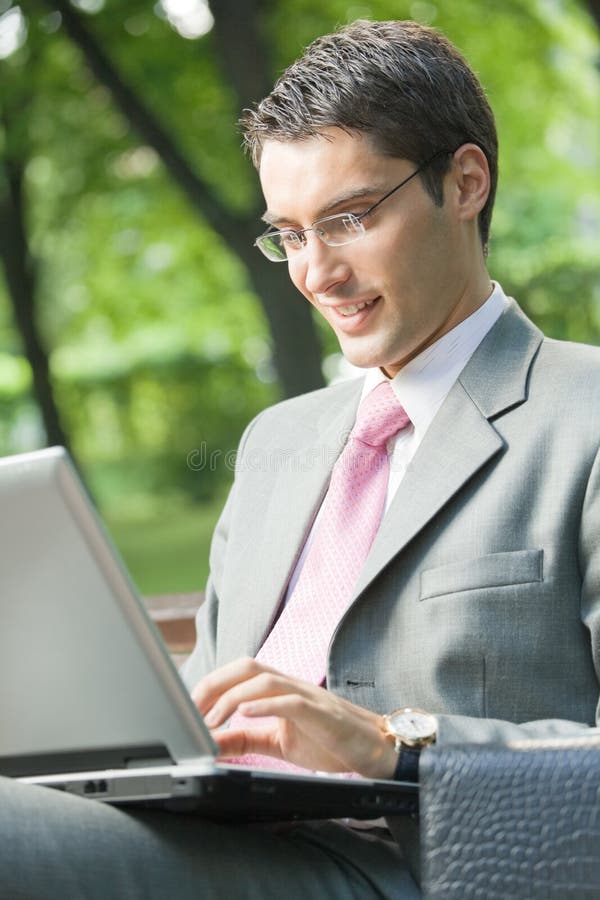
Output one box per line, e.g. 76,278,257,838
336,297,380,317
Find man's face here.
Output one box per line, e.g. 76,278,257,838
258,128,482,377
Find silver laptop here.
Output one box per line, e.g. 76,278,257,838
0,447,417,821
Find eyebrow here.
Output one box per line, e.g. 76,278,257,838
261,184,386,227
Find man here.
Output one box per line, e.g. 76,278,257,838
1,19,599,899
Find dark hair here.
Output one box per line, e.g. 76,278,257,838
240,20,498,251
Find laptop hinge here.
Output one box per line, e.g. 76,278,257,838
122,743,174,768
125,756,173,769
1,743,173,778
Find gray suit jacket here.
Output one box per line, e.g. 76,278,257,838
182,297,600,756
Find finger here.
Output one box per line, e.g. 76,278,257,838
238,693,342,740
204,671,314,728
191,657,277,713
214,721,344,773
239,694,349,767
239,691,372,734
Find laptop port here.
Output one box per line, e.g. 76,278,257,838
83,779,108,794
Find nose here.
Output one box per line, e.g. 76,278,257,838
297,233,352,297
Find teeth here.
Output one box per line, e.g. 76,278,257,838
338,298,377,317
339,303,365,316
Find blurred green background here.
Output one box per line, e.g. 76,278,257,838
1,0,599,596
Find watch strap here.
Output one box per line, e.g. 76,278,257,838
393,746,421,783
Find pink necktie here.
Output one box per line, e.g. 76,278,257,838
227,381,410,771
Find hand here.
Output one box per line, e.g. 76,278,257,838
191,657,399,779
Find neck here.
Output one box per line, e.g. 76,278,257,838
381,274,494,378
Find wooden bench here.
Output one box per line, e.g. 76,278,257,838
144,592,202,668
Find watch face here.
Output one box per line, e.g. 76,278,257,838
388,709,437,741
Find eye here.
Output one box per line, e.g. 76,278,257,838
279,230,304,249
316,213,364,246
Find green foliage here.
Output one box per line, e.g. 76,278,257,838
103,490,228,594
0,0,599,591
504,255,600,344
57,348,275,499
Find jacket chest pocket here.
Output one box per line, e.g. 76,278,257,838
419,549,543,601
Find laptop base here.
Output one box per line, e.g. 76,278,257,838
20,764,418,822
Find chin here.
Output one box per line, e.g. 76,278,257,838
340,344,395,372
340,354,379,372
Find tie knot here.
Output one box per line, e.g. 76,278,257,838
352,381,410,448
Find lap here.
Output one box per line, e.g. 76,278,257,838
0,777,420,899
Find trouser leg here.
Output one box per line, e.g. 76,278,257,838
0,777,420,899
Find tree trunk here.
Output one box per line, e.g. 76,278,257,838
208,0,324,396
0,155,71,450
40,0,324,398
209,0,273,113
243,246,325,399
582,0,600,32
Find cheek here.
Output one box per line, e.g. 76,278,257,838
287,260,309,298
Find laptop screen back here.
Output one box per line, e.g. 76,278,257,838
0,447,215,775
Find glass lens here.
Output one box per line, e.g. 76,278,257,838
257,233,288,261
316,213,364,246
256,213,365,260
257,230,305,261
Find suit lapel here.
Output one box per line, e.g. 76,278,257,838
353,381,503,596
351,300,544,601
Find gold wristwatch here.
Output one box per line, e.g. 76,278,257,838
382,707,437,781
382,706,438,763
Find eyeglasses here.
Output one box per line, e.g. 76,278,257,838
254,149,453,262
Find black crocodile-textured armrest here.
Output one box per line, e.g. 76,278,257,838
419,738,600,899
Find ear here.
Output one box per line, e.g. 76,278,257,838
449,143,490,224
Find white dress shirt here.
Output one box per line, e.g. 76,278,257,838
284,282,509,601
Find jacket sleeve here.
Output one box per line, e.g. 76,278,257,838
178,491,231,691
